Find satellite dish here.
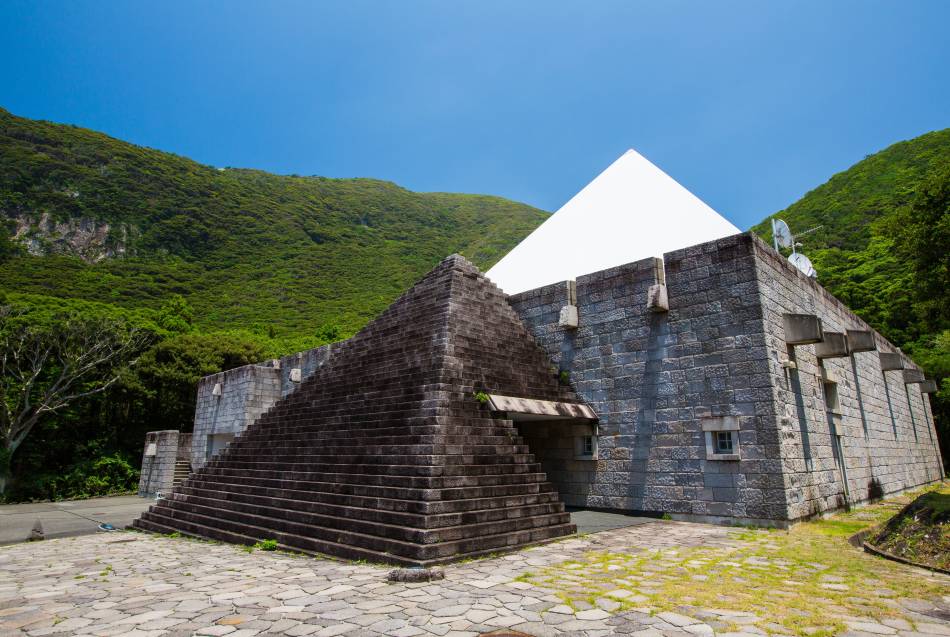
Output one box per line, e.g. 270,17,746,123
788,252,817,278
772,219,793,250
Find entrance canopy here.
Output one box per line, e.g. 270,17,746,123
487,394,597,422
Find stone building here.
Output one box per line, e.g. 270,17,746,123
507,232,942,524
135,150,943,562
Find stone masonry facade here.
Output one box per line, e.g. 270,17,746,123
507,232,943,525
160,232,942,528
189,343,338,469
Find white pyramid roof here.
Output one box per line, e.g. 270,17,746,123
486,149,741,294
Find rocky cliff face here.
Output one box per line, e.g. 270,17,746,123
11,213,133,262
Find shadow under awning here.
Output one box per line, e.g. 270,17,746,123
487,394,598,422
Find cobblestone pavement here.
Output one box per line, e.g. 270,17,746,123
1,521,948,637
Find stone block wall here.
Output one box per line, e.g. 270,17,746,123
190,343,338,468
750,235,943,519
509,231,943,524
509,234,787,525
138,430,179,497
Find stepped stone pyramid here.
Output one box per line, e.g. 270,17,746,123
134,255,586,565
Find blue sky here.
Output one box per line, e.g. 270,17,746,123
2,1,948,229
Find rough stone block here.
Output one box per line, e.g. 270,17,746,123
846,329,876,352
783,313,823,345
879,352,904,371
558,304,579,328
647,283,669,312
815,332,849,359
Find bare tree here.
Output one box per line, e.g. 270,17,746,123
0,307,151,493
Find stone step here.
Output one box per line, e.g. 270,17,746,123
203,459,545,477
238,422,518,440
133,511,411,566
176,481,560,515
199,467,551,490
209,452,539,466
168,489,566,530
234,433,523,446
163,492,569,543
137,501,575,565
203,457,546,475
184,472,556,503
221,443,531,457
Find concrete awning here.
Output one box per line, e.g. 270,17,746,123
816,332,849,359
846,330,877,353
880,352,904,371
920,380,938,394
783,314,823,346
902,369,925,384
487,394,597,422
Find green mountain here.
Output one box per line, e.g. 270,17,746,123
752,129,950,462
0,106,547,338
751,129,949,348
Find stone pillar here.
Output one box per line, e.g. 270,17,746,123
137,430,179,497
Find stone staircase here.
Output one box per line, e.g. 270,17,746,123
134,255,586,565
171,460,192,488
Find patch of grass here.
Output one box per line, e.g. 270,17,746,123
870,484,950,570
253,539,279,551
517,484,949,636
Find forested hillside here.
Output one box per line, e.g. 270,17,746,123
0,107,548,501
752,129,950,461
1,107,946,503
0,106,546,336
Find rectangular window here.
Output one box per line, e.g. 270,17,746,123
823,380,840,414
574,434,597,459
715,431,734,454
582,435,594,456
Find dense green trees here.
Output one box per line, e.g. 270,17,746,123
0,107,547,339
755,132,950,467
0,306,150,494
0,292,334,502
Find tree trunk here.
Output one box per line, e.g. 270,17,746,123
0,443,11,497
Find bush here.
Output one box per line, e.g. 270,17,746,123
2,454,139,502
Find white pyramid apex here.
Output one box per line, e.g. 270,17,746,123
486,149,741,294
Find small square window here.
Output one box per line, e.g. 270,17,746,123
715,431,734,454
582,435,594,456
574,434,597,460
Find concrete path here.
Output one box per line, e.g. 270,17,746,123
0,500,634,547
568,508,654,534
0,495,152,545
1,518,947,637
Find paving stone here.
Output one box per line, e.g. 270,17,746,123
0,519,946,637
657,611,698,627
576,609,611,620
846,622,898,635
